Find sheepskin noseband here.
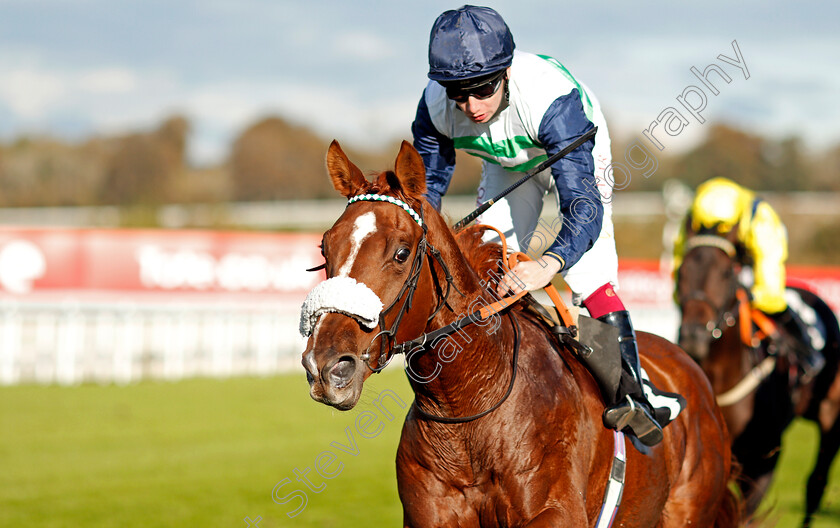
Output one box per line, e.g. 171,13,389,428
299,276,384,337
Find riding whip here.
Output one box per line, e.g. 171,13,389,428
453,126,598,230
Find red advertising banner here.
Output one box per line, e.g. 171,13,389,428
0,228,324,300
0,228,837,311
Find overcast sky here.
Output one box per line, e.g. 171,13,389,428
1,0,838,165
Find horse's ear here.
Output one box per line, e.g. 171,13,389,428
327,140,367,197
393,140,427,199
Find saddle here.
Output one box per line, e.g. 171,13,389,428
522,294,684,431
737,290,825,385
479,225,684,440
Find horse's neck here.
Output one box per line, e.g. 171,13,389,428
407,219,516,417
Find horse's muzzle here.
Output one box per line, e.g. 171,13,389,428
325,355,358,389
302,351,363,410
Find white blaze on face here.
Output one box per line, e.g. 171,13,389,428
337,211,377,277
297,210,384,338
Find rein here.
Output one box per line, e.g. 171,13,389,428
703,287,782,407
350,197,463,373
678,237,740,340
679,288,739,340
680,235,781,406
342,194,576,423
411,311,522,424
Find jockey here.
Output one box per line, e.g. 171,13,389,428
673,176,824,378
412,5,671,446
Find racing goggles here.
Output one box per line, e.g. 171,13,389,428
444,70,506,103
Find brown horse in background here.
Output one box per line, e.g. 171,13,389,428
677,232,840,526
301,140,741,527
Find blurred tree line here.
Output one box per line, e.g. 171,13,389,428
0,115,483,207
1,115,837,263
616,124,840,193
1,115,838,207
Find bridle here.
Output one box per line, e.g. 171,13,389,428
335,193,524,423
679,284,740,340
333,194,463,374
677,235,783,407
678,235,741,340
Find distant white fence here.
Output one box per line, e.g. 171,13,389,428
0,228,319,386
0,297,684,387
0,300,306,386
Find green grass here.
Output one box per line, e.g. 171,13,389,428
760,419,840,527
2,370,840,527
0,370,413,528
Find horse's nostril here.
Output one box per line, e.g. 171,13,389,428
328,356,357,389
306,370,315,386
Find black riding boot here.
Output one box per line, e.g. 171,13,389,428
771,306,825,380
598,310,664,447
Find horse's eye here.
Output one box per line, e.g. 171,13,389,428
394,247,411,263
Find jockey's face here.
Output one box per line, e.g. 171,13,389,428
453,68,509,124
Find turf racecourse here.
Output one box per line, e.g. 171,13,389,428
2,369,840,527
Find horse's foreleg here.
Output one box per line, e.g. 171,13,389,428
804,417,840,526
400,496,479,528
523,507,586,527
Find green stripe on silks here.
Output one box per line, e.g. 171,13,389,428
453,135,548,173
536,54,594,121
453,134,540,158
461,150,549,173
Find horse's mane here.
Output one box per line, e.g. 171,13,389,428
455,223,562,341
453,225,506,288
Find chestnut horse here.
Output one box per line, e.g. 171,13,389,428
676,233,840,526
301,140,740,527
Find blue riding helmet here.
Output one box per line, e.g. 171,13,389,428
428,5,515,82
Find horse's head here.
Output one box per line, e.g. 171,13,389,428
300,140,437,410
676,232,741,362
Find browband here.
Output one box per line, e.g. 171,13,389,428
348,194,423,227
